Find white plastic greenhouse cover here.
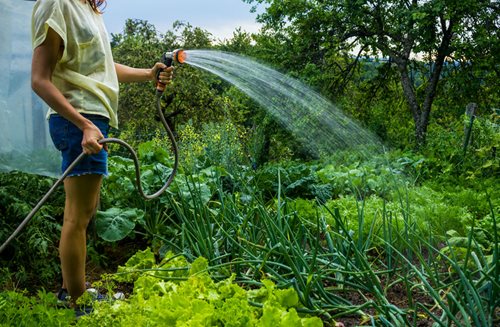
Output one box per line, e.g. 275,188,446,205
0,0,60,177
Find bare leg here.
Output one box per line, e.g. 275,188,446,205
59,174,102,306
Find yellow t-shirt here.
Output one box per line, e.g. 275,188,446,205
32,0,119,128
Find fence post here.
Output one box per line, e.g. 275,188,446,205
463,103,477,158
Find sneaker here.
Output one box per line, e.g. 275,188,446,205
87,288,125,301
56,288,69,307
75,306,93,318
56,288,107,307
86,288,107,301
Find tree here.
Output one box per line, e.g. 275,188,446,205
111,19,166,137
111,19,217,140
111,18,268,168
218,28,254,54
244,0,500,146
172,21,213,49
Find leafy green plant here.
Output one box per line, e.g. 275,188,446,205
95,207,145,242
0,290,75,326
98,140,176,243
0,172,64,289
79,249,324,326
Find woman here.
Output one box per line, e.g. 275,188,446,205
31,0,173,309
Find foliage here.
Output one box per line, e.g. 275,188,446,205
103,167,497,325
2,11,499,324
1,138,498,325
0,290,75,326
244,0,499,146
0,249,323,327
98,140,229,244
102,250,323,327
218,28,255,54
253,150,424,202
0,172,63,289
111,18,265,156
176,119,249,174
337,61,414,148
422,111,499,179
107,2,499,159
95,207,145,242
110,19,164,135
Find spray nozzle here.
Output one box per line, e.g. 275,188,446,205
162,49,187,67
156,49,186,93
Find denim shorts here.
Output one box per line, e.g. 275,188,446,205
49,114,110,177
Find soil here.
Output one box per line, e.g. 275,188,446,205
326,283,439,327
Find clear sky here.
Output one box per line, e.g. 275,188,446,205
102,0,263,41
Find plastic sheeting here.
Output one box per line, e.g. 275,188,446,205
0,0,60,177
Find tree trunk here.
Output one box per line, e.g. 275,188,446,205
390,14,454,148
394,51,450,147
415,119,428,148
394,58,429,146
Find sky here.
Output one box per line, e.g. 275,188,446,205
102,0,263,41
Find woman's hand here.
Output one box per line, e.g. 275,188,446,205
81,122,105,155
151,62,174,85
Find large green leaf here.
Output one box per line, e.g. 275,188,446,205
95,207,144,242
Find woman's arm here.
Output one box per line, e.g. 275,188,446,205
114,62,173,84
31,27,104,155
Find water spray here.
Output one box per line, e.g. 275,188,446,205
0,50,186,254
